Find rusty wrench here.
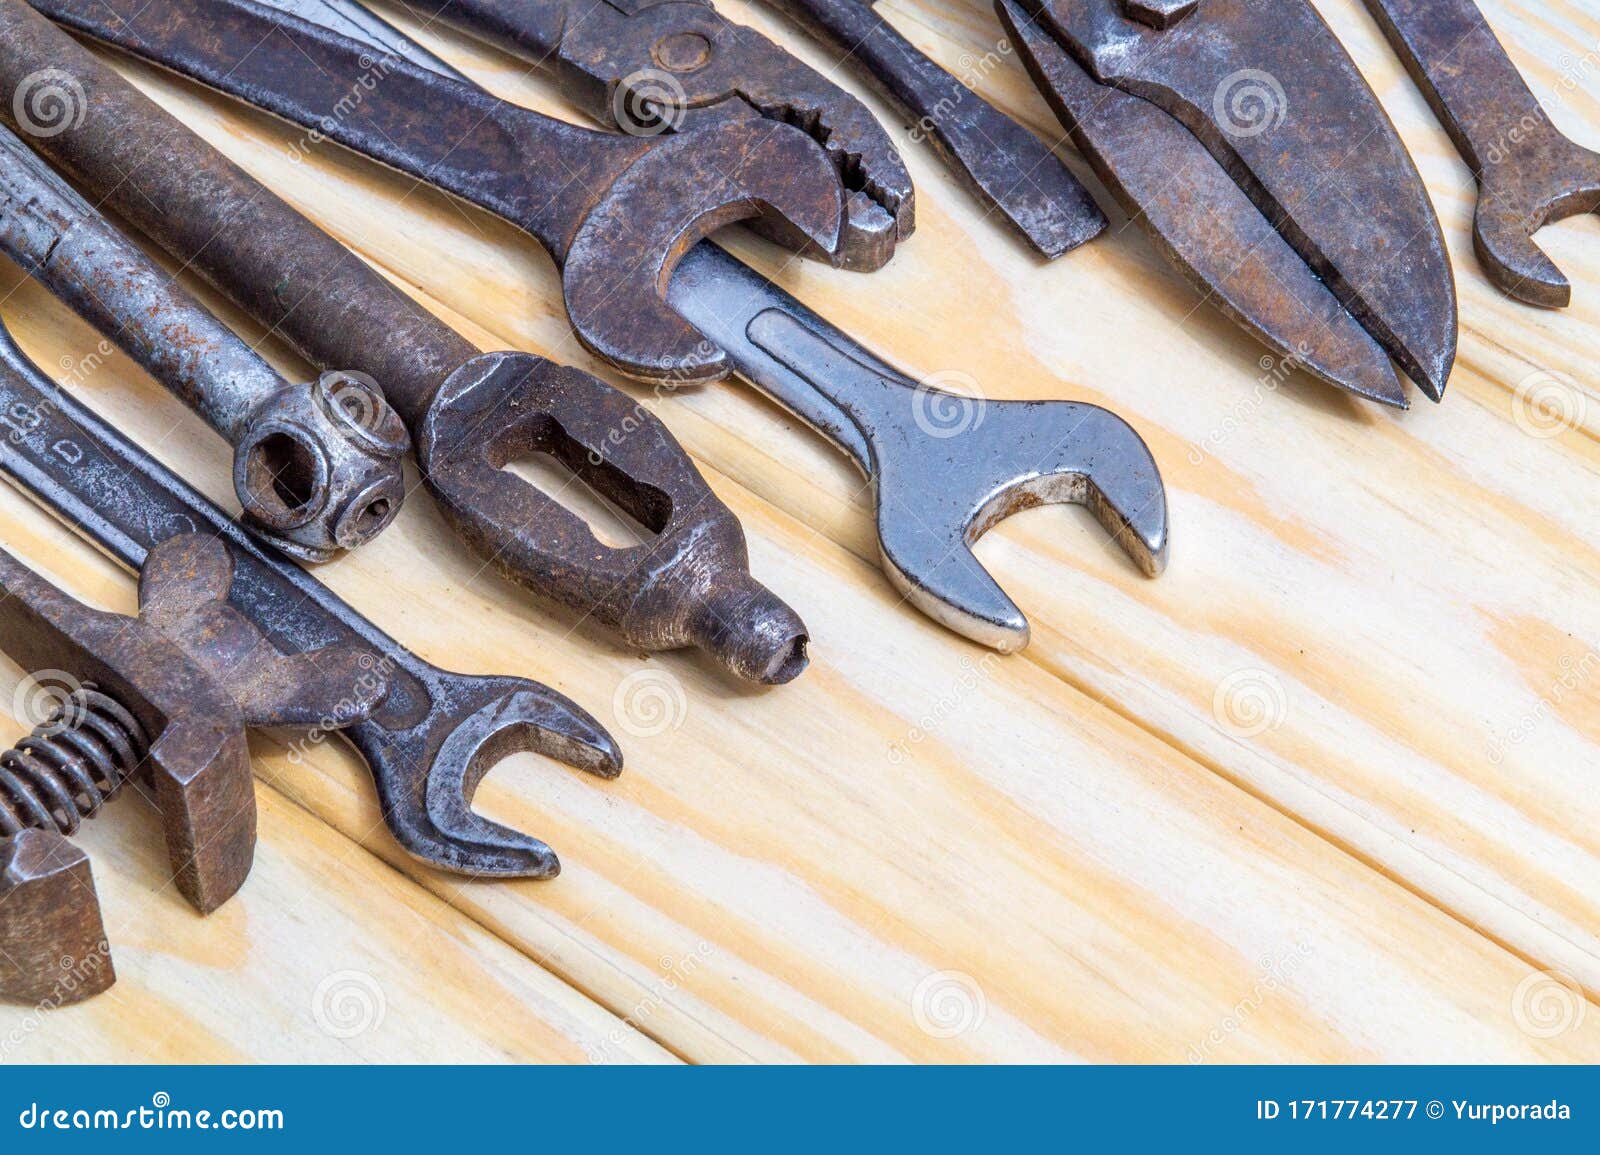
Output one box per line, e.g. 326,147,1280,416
24,0,845,386
1361,0,1600,307
0,125,410,561
763,0,1106,257
48,0,1169,651
1,0,810,683
0,309,620,879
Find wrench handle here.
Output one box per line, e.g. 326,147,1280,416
0,126,285,439
32,0,648,262
7,0,480,427
1360,0,1550,174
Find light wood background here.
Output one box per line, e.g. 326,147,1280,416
1,0,1598,1063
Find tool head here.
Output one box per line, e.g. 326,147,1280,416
553,0,913,271
564,117,844,384
234,371,411,561
1472,133,1600,308
0,830,113,1005
418,351,809,683
1024,0,1459,401
346,672,621,880
872,397,1168,651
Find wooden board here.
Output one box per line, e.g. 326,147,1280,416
2,0,1598,1062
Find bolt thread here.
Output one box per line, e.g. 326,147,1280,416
0,687,148,838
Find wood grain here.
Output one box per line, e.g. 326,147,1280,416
0,0,1597,1062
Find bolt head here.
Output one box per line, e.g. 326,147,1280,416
1121,0,1199,28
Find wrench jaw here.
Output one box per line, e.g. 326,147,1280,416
1474,164,1600,309
562,120,844,384
363,676,622,881
417,352,810,684
872,400,1168,653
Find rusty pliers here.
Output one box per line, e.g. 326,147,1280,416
398,0,914,270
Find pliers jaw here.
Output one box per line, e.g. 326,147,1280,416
557,0,915,270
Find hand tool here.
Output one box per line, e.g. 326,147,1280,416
1360,0,1600,308
0,305,621,880
763,0,1105,258
395,0,913,271
0,533,386,1003
46,0,1170,652
997,0,1459,409
0,126,409,561
1,0,810,685
28,0,847,386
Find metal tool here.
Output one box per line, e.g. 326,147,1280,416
0,533,388,1003
48,0,1170,651
1360,0,1600,308
30,0,847,386
765,0,1105,258
0,126,409,561
2,0,809,684
0,302,621,880
997,0,1459,408
397,0,913,271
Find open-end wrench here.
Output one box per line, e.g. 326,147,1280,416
395,0,914,271
1,0,810,684
44,0,1169,652
0,125,409,561
1360,0,1600,307
0,308,620,879
762,0,1106,258
27,0,847,386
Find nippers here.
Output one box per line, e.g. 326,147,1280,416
999,0,1460,408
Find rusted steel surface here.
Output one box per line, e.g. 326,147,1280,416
766,0,1104,258
1361,0,1600,307
1003,0,1458,405
0,532,391,1002
6,0,809,683
32,0,846,385
0,128,409,560
0,294,622,881
411,0,912,270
